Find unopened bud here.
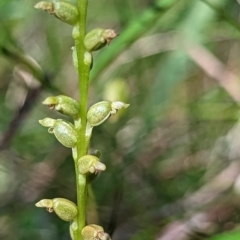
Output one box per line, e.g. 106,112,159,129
82,224,111,240
39,118,77,148
78,155,106,175
70,221,78,240
35,1,78,25
87,101,112,127
36,198,77,222
72,47,93,71
87,101,129,127
84,28,118,52
42,95,80,119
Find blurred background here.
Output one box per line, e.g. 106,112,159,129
1,0,240,239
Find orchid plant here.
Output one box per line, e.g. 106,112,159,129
34,1,129,239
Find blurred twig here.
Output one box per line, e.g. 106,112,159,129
184,161,240,208
0,45,61,150
102,32,177,79
156,202,240,240
107,187,123,237
19,145,71,202
0,46,58,91
0,86,42,150
187,43,240,104
155,119,240,239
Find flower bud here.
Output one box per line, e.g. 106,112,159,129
84,51,93,68
87,101,129,127
72,46,78,70
50,120,77,148
39,118,77,148
72,47,93,71
42,95,80,119
82,224,111,240
36,198,77,222
70,221,78,240
78,155,106,175
52,198,77,221
34,1,79,26
72,24,80,39
87,101,112,127
84,28,118,52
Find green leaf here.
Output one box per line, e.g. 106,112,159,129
208,230,240,240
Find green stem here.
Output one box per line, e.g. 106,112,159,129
73,0,90,239
76,0,88,153
75,162,87,240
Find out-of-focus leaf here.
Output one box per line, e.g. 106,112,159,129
91,0,181,81
208,230,240,240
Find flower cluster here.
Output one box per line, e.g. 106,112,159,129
34,1,129,239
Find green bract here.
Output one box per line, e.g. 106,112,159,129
34,1,79,25
39,118,77,148
42,95,80,119
36,198,78,222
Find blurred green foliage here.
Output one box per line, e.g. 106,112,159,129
209,230,240,240
1,0,240,239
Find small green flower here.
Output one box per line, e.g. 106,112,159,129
35,1,79,25
87,101,129,127
82,224,111,240
36,198,78,222
42,95,80,119
39,118,77,148
78,155,106,175
84,28,118,52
